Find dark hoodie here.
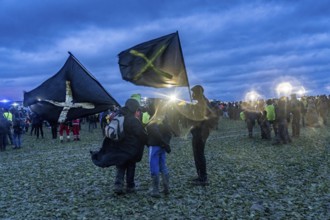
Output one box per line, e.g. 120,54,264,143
146,117,172,148
91,99,148,167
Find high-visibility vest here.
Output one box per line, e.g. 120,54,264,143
142,112,150,125
265,105,276,121
3,112,13,121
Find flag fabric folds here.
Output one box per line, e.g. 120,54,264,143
23,53,120,123
118,32,189,88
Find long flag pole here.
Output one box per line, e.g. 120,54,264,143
176,31,192,103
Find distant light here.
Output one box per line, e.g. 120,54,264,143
0,99,10,103
297,87,306,96
37,98,41,101
12,102,19,107
276,82,292,96
245,91,260,102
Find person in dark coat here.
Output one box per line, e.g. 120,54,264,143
273,97,292,145
317,95,329,125
245,110,261,138
91,98,148,194
289,94,303,137
259,110,271,140
241,102,261,138
12,111,25,149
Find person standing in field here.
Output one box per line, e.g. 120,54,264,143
265,99,277,138
0,110,11,152
3,108,13,145
273,97,292,145
59,121,71,143
189,85,217,186
12,111,25,149
111,99,148,195
146,100,173,197
72,118,80,141
289,94,303,137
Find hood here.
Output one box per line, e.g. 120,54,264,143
125,98,140,113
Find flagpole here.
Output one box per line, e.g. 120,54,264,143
176,31,192,103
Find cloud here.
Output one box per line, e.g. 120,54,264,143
1,0,330,103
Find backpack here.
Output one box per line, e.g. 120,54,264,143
13,118,24,133
104,114,125,141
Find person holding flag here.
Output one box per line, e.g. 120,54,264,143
189,85,217,186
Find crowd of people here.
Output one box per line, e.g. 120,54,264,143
1,90,329,198
210,94,329,145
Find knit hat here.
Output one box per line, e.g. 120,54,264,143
125,98,140,113
191,85,204,94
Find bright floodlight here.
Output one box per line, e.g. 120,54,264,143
169,94,177,102
245,91,259,102
297,87,306,96
0,99,9,103
276,82,292,96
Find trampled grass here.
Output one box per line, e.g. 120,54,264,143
0,118,329,219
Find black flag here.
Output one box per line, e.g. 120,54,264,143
118,32,189,88
24,52,119,123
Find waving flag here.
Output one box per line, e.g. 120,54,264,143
24,52,119,123
118,32,189,88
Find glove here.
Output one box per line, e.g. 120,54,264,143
164,145,171,154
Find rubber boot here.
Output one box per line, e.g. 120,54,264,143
114,168,125,195
161,173,170,195
150,175,160,198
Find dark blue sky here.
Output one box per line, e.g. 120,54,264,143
1,0,330,104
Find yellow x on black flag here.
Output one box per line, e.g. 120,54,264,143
118,32,189,88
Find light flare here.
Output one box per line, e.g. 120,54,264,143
276,82,292,96
245,91,260,102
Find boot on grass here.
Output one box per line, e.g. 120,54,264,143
161,173,170,195
150,175,161,198
113,168,125,195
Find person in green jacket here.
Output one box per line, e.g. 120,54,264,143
265,99,277,138
3,109,13,145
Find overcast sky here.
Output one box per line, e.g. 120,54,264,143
1,0,330,104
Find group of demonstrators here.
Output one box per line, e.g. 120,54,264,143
238,94,329,145
91,85,218,197
91,87,330,197
1,88,328,198
0,107,84,150
0,107,26,151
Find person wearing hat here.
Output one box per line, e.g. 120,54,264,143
91,98,148,194
190,85,216,186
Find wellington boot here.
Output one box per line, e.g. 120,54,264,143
150,175,161,198
161,173,170,195
114,168,125,195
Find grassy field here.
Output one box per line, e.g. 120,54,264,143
0,118,329,219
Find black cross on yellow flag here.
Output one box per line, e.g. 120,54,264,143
23,52,119,123
118,32,189,88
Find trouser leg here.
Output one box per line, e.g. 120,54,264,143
126,161,136,189
114,166,125,194
192,133,207,181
